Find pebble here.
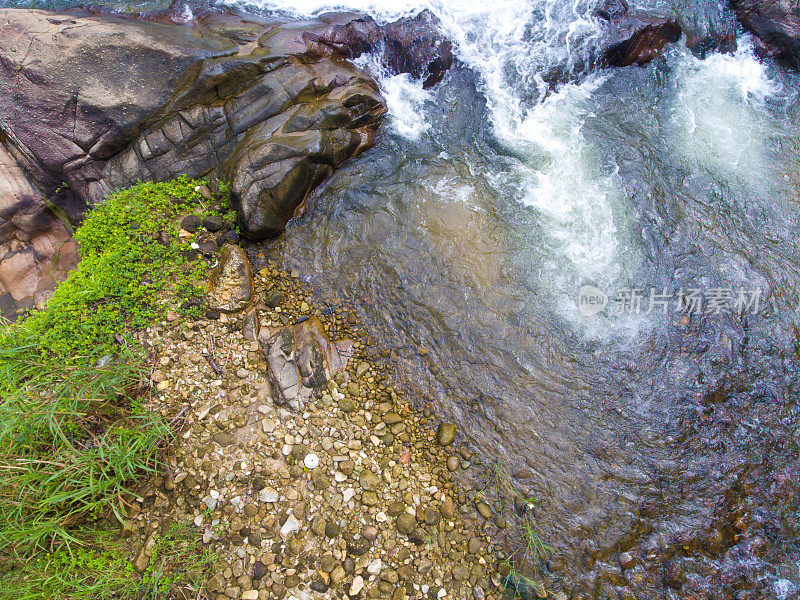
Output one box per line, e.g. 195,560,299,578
350,575,365,596
436,422,456,445
279,515,301,540
476,501,492,520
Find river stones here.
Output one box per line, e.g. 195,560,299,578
436,422,456,445
206,244,253,313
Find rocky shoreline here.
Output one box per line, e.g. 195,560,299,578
6,0,800,320
126,241,535,600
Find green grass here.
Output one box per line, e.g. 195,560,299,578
1,525,217,600
489,460,551,560
0,177,222,598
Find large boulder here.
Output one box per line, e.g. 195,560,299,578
0,7,459,253
732,0,800,69
258,316,345,411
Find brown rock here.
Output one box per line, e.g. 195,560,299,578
207,244,253,313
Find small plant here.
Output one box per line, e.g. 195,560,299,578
487,460,553,582
12,176,207,358
0,177,216,598
138,524,217,600
0,530,138,600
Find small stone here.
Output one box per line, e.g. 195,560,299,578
395,513,416,535
436,422,456,445
259,489,279,503
253,561,267,580
330,565,346,586
362,525,379,541
195,185,213,200
338,398,357,413
203,214,224,232
446,455,460,471
325,521,341,538
468,537,481,554
367,559,382,575
451,565,469,581
476,501,492,520
359,469,381,491
311,516,327,537
472,587,485,600
181,215,201,233
242,591,259,600
440,497,456,520
319,554,337,573
212,432,235,446
350,575,365,596
362,491,379,506
387,501,405,517
382,412,403,425
280,515,301,540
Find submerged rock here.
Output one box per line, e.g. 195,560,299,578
602,19,682,67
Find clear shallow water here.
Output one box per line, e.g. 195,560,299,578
6,0,800,595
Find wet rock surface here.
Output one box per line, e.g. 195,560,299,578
732,0,800,69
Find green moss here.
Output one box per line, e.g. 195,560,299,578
14,176,208,359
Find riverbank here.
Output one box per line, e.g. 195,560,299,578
133,258,514,600
0,178,552,600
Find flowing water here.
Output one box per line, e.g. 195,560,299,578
6,0,800,595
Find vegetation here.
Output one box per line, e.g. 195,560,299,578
1,525,216,600
0,178,221,598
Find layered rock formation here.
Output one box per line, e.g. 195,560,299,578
0,7,454,318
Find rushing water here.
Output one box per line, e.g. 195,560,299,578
6,0,800,595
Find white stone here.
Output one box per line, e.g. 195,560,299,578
349,576,364,596
375,512,387,523
438,589,447,598
242,591,259,600
193,514,204,527
367,559,382,576
280,514,301,540
303,453,319,469
258,489,275,503
342,488,355,503
334,472,347,483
